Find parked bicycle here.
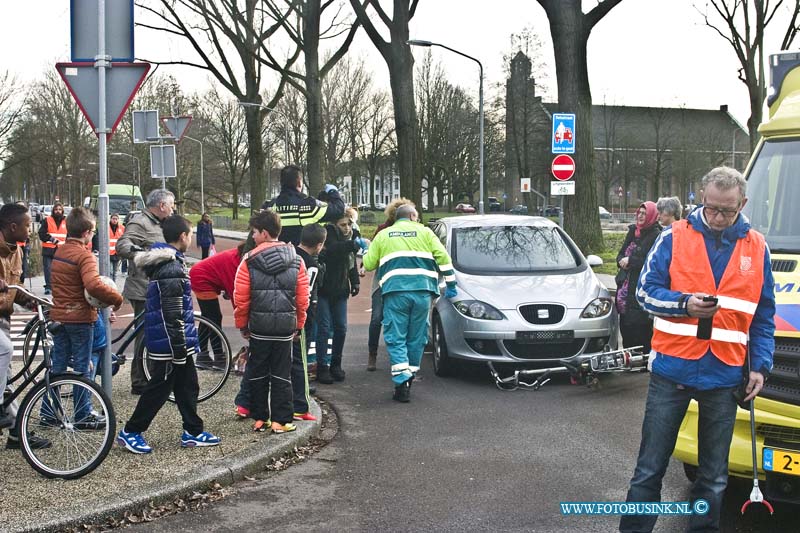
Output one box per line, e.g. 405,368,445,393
11,309,232,403
3,285,115,479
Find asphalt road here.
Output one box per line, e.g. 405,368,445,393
124,265,796,533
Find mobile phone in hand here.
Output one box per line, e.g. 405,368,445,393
697,295,717,339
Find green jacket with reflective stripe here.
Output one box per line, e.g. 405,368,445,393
362,218,455,296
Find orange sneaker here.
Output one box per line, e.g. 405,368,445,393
271,421,297,434
293,412,317,421
253,419,271,432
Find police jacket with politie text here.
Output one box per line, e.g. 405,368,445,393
233,241,310,337
135,243,199,365
261,187,344,246
636,207,775,390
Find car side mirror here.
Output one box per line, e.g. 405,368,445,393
586,254,603,267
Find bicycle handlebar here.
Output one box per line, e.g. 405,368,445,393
6,285,52,307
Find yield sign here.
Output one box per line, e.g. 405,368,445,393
56,62,150,142
161,116,193,142
552,154,575,181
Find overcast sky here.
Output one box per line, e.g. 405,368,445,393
0,1,794,126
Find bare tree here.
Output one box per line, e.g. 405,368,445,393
358,91,395,208
699,0,800,153
137,0,300,211
645,107,676,199
536,0,624,253
350,0,422,207
0,71,25,162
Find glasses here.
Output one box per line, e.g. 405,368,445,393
704,205,740,219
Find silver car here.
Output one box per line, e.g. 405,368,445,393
427,215,618,376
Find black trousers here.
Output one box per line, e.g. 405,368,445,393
201,246,210,259
197,298,223,362
243,337,293,424
130,299,148,391
124,356,203,435
292,331,310,414
619,313,654,353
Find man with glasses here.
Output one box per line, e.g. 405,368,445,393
620,167,775,532
116,189,175,394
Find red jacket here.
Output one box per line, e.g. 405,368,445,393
190,247,241,303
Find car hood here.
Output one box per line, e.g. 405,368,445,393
453,267,604,309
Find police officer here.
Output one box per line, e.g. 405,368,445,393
261,165,345,245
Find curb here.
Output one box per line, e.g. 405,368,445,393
20,400,323,533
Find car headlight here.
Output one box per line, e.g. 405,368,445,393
453,300,505,320
581,298,613,318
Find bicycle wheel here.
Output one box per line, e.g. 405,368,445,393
16,374,116,479
140,314,232,403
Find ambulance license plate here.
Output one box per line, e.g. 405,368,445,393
763,447,800,476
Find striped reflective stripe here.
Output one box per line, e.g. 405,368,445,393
409,365,420,373
652,317,748,345
438,263,454,272
391,363,409,374
379,250,434,266
444,275,456,282
379,268,438,287
716,295,758,315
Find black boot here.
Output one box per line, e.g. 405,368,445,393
393,379,411,403
317,365,334,384
330,364,346,382
0,406,13,430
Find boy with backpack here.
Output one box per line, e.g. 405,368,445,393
234,210,309,434
117,215,220,453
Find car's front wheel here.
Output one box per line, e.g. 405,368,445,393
432,315,455,377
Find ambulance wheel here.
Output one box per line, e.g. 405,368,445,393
683,463,698,483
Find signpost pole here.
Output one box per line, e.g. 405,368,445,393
97,0,113,395
559,196,564,228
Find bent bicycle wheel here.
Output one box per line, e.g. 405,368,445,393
16,374,116,479
140,314,232,403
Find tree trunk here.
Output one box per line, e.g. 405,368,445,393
304,1,324,196
542,0,604,253
244,106,266,211
388,49,420,207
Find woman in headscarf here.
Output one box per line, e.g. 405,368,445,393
615,201,661,352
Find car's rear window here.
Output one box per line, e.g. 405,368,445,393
452,225,580,273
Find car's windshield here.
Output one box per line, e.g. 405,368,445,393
744,139,800,252
109,195,143,215
452,225,580,273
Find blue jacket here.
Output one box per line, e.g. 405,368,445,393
637,208,775,389
196,220,215,248
135,242,199,364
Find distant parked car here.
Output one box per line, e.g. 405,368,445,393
426,214,615,377
543,205,560,217
599,206,612,220
357,203,371,211
455,203,476,213
487,197,502,212
509,204,528,215
373,202,387,211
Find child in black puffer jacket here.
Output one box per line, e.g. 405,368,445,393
117,215,221,454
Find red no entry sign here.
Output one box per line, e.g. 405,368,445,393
552,154,575,181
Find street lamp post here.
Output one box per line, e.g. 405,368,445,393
407,39,485,215
183,136,205,213
110,152,141,191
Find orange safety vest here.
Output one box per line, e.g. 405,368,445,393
41,217,67,249
650,220,765,366
109,224,124,256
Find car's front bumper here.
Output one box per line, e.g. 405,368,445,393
436,298,618,369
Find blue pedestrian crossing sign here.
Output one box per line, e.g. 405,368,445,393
552,113,576,154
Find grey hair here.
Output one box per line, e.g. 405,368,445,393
656,196,682,220
395,203,417,220
701,166,746,199
146,189,175,208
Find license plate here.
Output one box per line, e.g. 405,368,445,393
763,447,800,477
515,330,574,344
